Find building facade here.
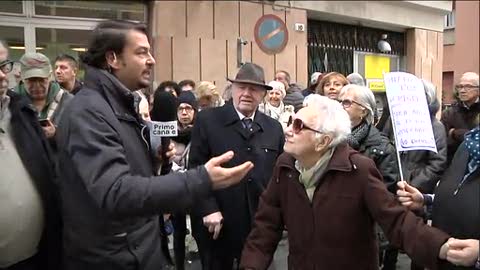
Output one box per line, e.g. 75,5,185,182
1,1,452,101
442,0,480,106
152,0,451,101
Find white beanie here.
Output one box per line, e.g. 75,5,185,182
310,72,322,85
268,80,286,98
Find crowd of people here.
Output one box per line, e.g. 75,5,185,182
0,19,479,270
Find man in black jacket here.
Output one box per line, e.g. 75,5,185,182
55,20,253,270
189,63,285,270
1,54,61,269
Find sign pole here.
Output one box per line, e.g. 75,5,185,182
389,114,405,182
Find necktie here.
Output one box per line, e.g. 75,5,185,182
242,118,253,130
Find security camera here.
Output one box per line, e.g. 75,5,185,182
378,34,392,53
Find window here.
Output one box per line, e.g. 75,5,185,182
0,25,25,89
0,1,23,14
444,10,455,29
0,26,25,61
34,1,146,22
36,28,92,79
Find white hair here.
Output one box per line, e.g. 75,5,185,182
460,72,479,86
303,94,351,147
338,84,376,124
268,80,286,98
421,79,436,105
346,73,366,86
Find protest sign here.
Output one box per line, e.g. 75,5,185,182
384,72,437,153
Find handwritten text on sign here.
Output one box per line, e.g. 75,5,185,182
384,72,437,153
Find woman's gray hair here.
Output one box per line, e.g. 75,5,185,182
421,79,440,115
346,73,366,86
338,84,376,124
303,94,351,147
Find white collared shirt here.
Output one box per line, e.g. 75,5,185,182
235,107,256,122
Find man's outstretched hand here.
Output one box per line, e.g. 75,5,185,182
205,151,254,190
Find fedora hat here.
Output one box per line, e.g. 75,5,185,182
227,63,272,90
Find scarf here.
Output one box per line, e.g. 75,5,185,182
16,81,62,119
347,121,370,150
464,126,480,176
265,101,285,120
173,126,193,146
295,147,335,202
265,101,285,121
0,93,9,121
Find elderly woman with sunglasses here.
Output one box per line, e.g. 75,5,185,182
258,81,295,129
240,95,453,270
337,84,399,193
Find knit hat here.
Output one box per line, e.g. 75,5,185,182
19,52,52,80
268,80,286,98
177,91,198,110
310,72,322,85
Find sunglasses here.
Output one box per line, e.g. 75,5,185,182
287,116,323,134
338,99,365,109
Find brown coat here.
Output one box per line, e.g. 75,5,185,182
240,143,450,270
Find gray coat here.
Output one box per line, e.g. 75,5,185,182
283,84,304,112
56,66,212,270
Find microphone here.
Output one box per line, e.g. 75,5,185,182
150,91,178,171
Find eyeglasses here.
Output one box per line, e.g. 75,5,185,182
0,60,14,74
455,84,479,91
177,106,193,113
287,116,323,134
338,99,365,109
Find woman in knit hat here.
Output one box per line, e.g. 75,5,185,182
171,91,198,270
258,80,294,129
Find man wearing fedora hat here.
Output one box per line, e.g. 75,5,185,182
189,63,285,269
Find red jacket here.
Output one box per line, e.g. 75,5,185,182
241,143,450,270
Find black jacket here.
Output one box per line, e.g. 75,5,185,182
56,67,212,270
357,125,399,193
70,79,84,95
441,101,480,165
189,102,284,257
7,90,62,269
432,143,479,270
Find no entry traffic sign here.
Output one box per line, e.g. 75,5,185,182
254,14,289,55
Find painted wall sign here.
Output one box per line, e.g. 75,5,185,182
254,14,289,55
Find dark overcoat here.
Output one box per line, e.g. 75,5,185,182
189,102,284,260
